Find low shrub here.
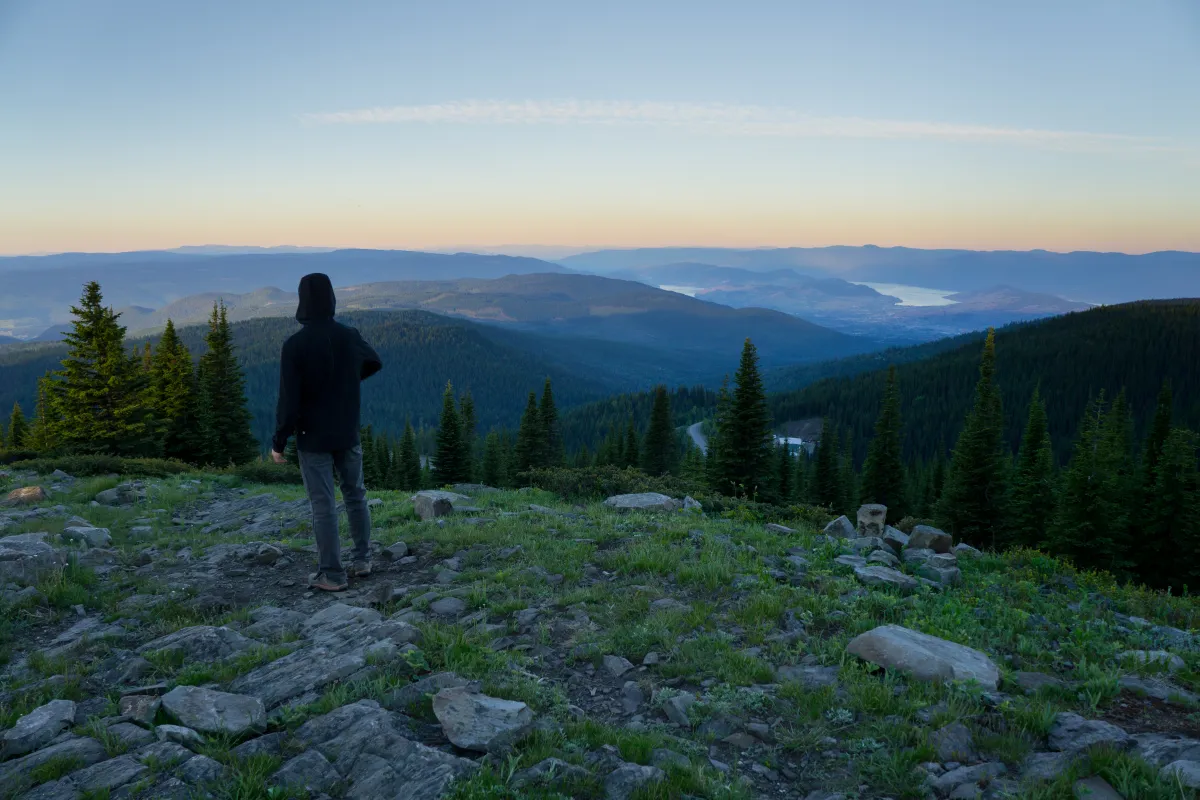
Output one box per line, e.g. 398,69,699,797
896,516,937,534
522,465,706,502
222,460,304,485
8,455,192,477
0,449,41,465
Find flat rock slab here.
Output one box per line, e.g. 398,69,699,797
853,565,919,592
272,748,341,794
138,625,256,661
69,754,148,793
242,606,308,640
1049,713,1133,754
1073,776,1124,799
605,763,665,800
230,646,365,708
433,687,534,752
602,493,679,512
1,699,76,758
295,699,476,799
0,736,108,790
161,685,266,737
1135,733,1200,767
0,532,66,585
846,624,1000,690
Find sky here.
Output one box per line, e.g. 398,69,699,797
2,0,1199,255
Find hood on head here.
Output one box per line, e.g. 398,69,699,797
296,273,336,323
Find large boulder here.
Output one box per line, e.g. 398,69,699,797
413,493,454,521
853,565,919,592
603,493,679,512
3,486,49,506
95,482,143,506
161,686,266,737
856,504,887,538
0,532,66,586
907,524,953,553
61,525,113,549
823,515,855,538
432,686,534,752
1048,713,1133,754
0,699,76,758
846,624,1000,690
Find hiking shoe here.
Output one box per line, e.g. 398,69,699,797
352,560,372,578
308,572,348,592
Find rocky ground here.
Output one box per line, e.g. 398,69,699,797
2,470,1200,800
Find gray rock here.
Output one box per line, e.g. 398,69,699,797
1073,776,1123,799
682,496,702,511
883,525,909,553
295,699,476,798
61,526,112,548
908,524,953,553
1160,760,1200,789
177,754,224,785
1048,713,1133,754
953,543,983,558
128,525,154,540
823,515,855,538
621,682,645,713
834,554,867,568
662,692,695,726
107,721,155,748
242,606,307,640
229,646,365,708
433,686,534,752
1022,751,1073,783
0,532,65,585
254,543,283,565
137,625,255,661
134,740,195,767
385,672,471,712
604,654,635,678
1120,649,1186,673
856,504,887,537
161,685,266,737
848,536,888,554
95,483,142,506
69,754,148,793
382,541,410,561
931,762,1006,795
414,494,453,520
1012,671,1067,695
513,757,591,790
867,549,902,569
1118,674,1199,705
156,724,205,748
853,565,920,592
0,699,76,758
931,722,978,763
902,547,937,565
602,493,679,512
846,624,1000,690
429,596,467,617
776,665,840,689
0,737,108,792
765,523,795,534
918,563,963,587
605,763,665,800
19,778,80,800
272,749,341,793
229,732,286,760
1134,733,1200,766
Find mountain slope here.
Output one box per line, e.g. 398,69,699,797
769,300,1200,464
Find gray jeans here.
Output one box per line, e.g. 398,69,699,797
298,446,371,582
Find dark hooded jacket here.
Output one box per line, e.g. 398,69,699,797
272,273,382,453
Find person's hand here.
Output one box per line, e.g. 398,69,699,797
271,450,287,464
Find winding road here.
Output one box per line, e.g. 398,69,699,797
687,421,708,454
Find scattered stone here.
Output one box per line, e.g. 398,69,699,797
849,536,888,555
918,563,963,587
649,598,691,614
1073,776,1124,799
135,740,195,767
69,754,148,793
161,685,266,737
846,624,1000,690
271,749,341,794
95,482,142,506
513,757,591,790
229,733,285,760
0,532,66,585
433,686,534,752
430,596,467,617
178,753,224,784
1118,674,1199,705
766,523,795,534
3,486,49,506
823,515,855,538
682,496,702,511
1135,733,1200,767
622,681,645,713
931,762,1006,795
1049,713,1133,754
1022,751,1073,783
61,525,112,548
953,543,982,558
1160,760,1200,790
883,525,909,553
602,493,679,512
662,692,695,726
138,625,255,662
254,543,283,564
0,699,76,757
242,606,307,640
854,565,919,592
931,722,978,763
108,721,156,748
867,549,902,569
230,647,365,709
385,672,470,712
1013,671,1067,695
382,541,410,561
908,524,953,553
857,504,887,537
0,736,108,790
1120,649,1186,673
776,665,840,689
605,762,665,800
604,654,635,678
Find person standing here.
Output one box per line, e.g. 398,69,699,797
271,273,382,591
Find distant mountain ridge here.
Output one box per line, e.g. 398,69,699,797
560,246,1200,305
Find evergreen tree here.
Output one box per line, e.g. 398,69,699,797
712,339,775,498
624,418,640,469
6,403,28,450
374,433,391,487
149,319,203,463
48,281,156,456
813,419,840,508
397,421,422,490
1142,381,1174,487
361,426,378,485
642,385,676,476
514,391,545,474
1145,427,1200,591
706,377,732,492
860,365,906,521
24,376,60,453
434,382,466,485
937,329,1009,548
459,391,477,482
1049,395,1128,575
1008,387,1056,548
838,428,858,515
539,378,564,467
198,302,257,465
482,431,507,487
1135,382,1174,577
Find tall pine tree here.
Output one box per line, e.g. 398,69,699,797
623,418,640,469
813,419,840,508
149,319,203,463
937,329,1008,548
712,339,774,498
539,379,564,467
6,403,28,449
514,391,545,474
483,431,507,488
1145,427,1200,591
860,365,906,521
459,391,477,482
642,385,676,476
434,382,466,485
49,281,156,456
198,302,257,465
1007,387,1056,548
397,421,422,490
1135,382,1174,577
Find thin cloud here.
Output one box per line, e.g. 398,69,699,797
301,99,1188,155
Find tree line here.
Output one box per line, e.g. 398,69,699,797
1,282,258,465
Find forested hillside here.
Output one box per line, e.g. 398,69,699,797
770,300,1200,464
558,385,718,451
